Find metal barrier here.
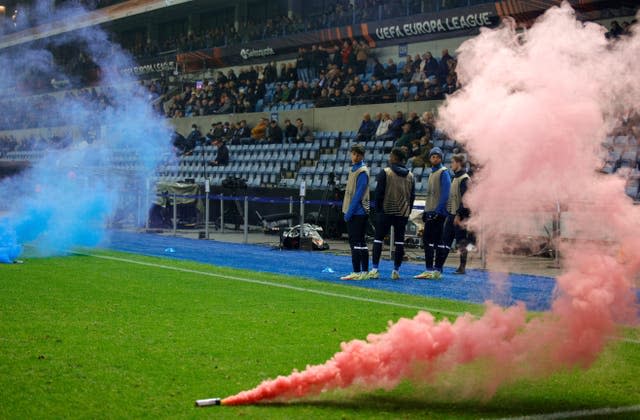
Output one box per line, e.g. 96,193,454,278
139,187,566,269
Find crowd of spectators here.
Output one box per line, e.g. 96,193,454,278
605,18,637,39
0,80,165,130
146,0,422,56
170,107,455,171
351,109,455,169
164,44,459,118
0,133,73,155
0,1,125,36
173,117,316,157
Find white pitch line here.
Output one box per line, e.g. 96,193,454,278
494,404,640,420
78,252,464,317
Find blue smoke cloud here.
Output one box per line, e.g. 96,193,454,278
0,1,173,262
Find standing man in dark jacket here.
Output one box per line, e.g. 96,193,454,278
208,138,229,166
442,154,471,274
369,148,415,280
415,146,451,279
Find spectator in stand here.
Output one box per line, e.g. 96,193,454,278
389,111,405,138
421,111,436,139
607,20,624,38
399,89,414,102
292,80,312,103
385,58,398,79
354,83,372,105
407,111,425,138
381,80,397,103
316,88,332,107
296,47,310,83
281,84,292,103
309,44,320,79
423,51,440,81
439,49,455,82
273,84,284,103
221,121,233,140
355,113,376,143
264,61,278,84
331,88,348,106
317,44,330,71
354,40,370,75
233,119,252,144
267,120,284,144
373,112,383,131
374,112,393,140
410,66,426,86
444,73,458,95
295,118,313,142
208,122,224,142
372,58,385,80
411,53,422,72
286,63,297,81
395,122,415,149
216,96,234,114
278,63,288,82
208,138,229,166
408,135,433,168
251,118,268,142
340,40,353,69
283,119,297,143
184,124,202,154
371,81,384,103
400,64,414,87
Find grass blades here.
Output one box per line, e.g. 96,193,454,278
0,251,638,419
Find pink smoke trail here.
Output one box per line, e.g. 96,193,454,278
222,3,639,405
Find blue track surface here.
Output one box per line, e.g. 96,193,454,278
103,231,558,311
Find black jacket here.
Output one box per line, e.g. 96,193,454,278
214,144,229,166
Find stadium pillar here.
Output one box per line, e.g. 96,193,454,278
172,193,177,236
205,179,210,239
243,196,249,244
289,196,293,228
220,194,225,233
145,178,150,230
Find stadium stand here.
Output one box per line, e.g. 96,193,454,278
1,1,639,203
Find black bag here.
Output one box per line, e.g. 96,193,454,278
222,176,247,189
280,224,329,251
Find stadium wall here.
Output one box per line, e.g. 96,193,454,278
170,101,443,135
0,101,443,141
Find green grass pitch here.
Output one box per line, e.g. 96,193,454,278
0,250,638,419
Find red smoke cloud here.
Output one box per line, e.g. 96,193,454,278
222,3,639,405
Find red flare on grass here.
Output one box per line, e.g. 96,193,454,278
222,3,640,405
